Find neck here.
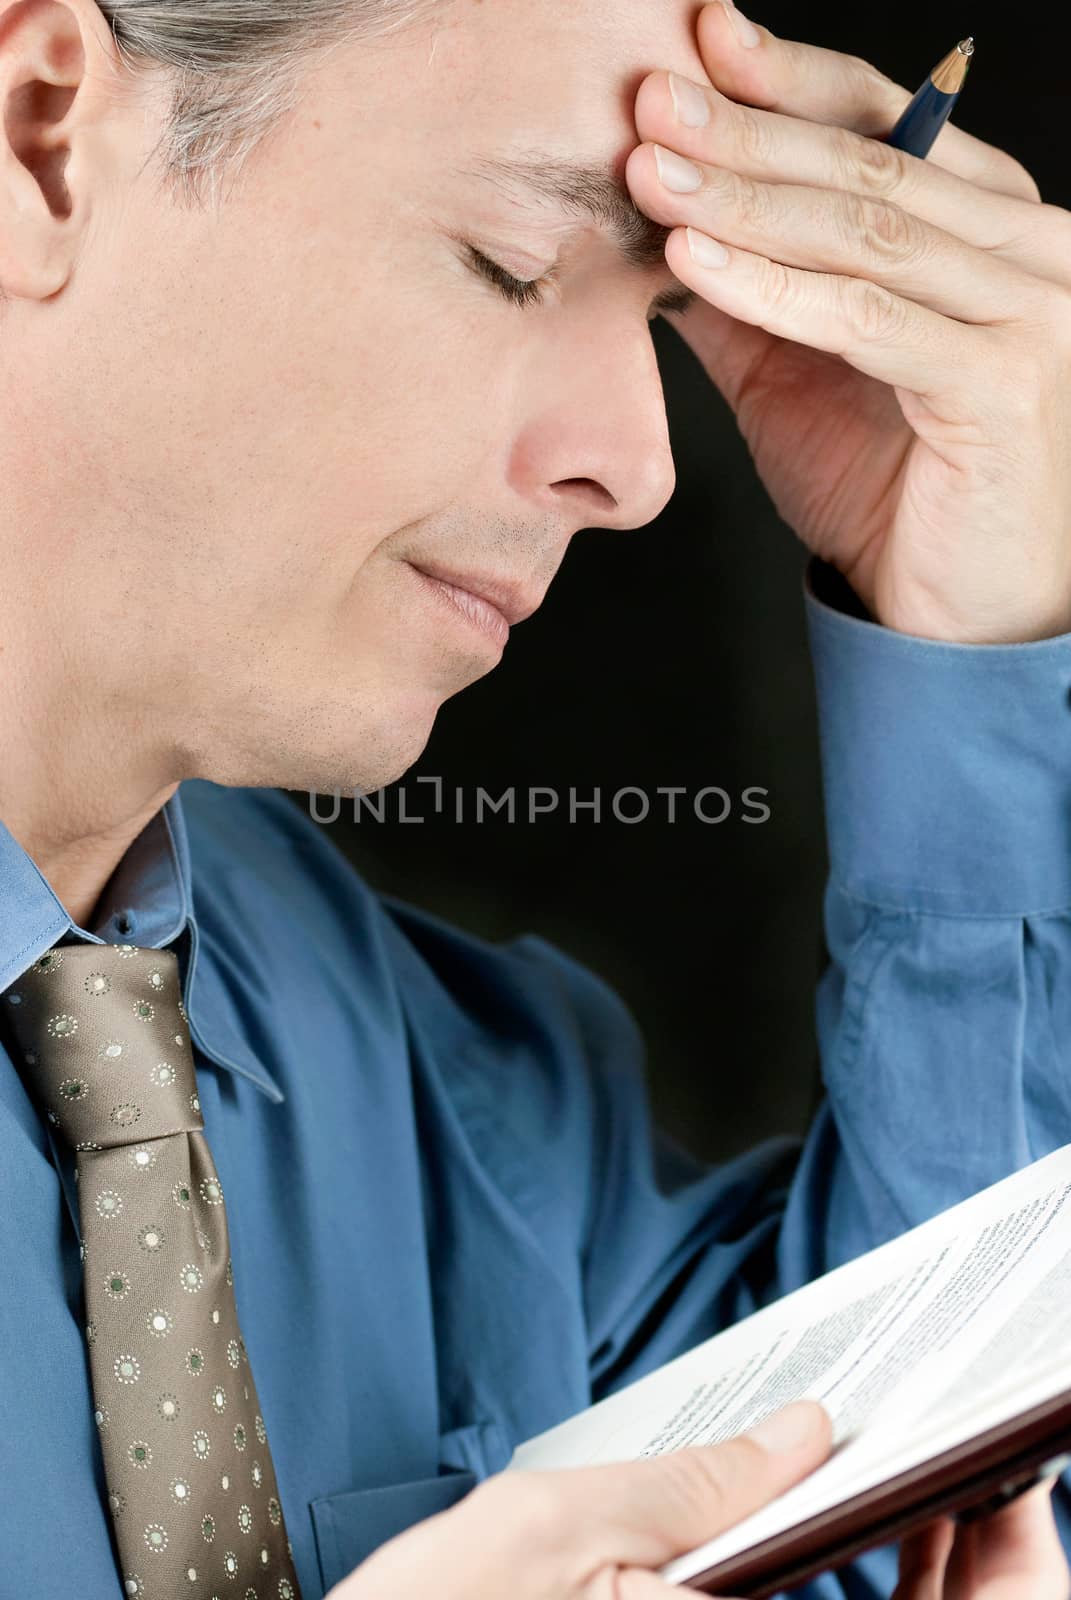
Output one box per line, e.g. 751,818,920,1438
2,786,181,930
0,376,196,927
0,609,180,931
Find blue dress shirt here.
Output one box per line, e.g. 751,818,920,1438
2,569,1070,1599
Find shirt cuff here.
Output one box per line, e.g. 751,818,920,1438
804,560,1071,916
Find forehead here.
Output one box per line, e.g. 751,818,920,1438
394,0,711,178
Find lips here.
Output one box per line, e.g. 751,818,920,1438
406,561,546,628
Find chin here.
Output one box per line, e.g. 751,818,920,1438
292,697,440,798
193,684,441,798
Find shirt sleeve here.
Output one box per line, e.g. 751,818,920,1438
800,557,1071,1268
559,558,1071,1594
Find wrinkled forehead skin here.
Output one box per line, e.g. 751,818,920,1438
349,0,712,182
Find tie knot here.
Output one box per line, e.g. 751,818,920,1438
2,942,202,1150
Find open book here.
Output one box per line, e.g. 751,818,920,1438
509,1145,1071,1595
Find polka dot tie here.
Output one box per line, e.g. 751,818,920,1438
3,942,302,1600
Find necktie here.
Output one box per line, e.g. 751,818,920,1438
3,940,302,1600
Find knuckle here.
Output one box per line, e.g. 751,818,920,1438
851,131,907,200
730,170,776,233
756,255,796,314
847,278,908,344
731,103,776,168
703,165,736,212
853,194,918,263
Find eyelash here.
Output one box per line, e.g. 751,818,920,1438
465,244,555,309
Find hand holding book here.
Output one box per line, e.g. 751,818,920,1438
324,1401,834,1599
512,1147,1071,1595
323,1398,1068,1600
323,1154,1071,1599
320,1399,1065,1600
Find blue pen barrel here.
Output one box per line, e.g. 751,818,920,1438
884,40,973,157
886,79,958,150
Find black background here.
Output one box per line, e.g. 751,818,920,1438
291,5,1067,1165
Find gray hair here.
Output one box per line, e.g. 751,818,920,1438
95,0,441,203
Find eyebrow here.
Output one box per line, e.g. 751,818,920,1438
460,154,699,318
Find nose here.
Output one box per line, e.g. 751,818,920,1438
506,314,677,532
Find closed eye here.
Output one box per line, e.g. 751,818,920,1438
464,244,555,308
462,241,697,319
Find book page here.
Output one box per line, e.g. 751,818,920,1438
508,1145,1071,1586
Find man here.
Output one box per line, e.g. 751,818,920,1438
1,0,1069,1596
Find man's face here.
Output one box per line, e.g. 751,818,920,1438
14,0,710,794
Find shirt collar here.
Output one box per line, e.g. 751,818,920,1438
0,790,283,1103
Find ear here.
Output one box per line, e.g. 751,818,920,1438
0,0,124,300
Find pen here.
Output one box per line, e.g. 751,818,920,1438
885,36,975,159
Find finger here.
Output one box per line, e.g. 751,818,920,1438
891,1517,955,1600
693,0,1041,205
567,1401,832,1573
624,142,1047,325
632,71,1071,288
660,223,992,405
944,1484,1070,1600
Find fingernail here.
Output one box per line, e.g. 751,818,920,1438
746,1403,823,1454
719,0,761,47
668,72,710,128
654,146,703,193
686,228,729,269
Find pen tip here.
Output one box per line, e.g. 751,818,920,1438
958,36,975,56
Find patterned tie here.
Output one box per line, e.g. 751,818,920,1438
2,940,302,1600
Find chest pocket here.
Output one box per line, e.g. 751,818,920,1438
308,1421,508,1594
309,1466,476,1594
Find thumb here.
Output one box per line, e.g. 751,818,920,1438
580,1399,833,1574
